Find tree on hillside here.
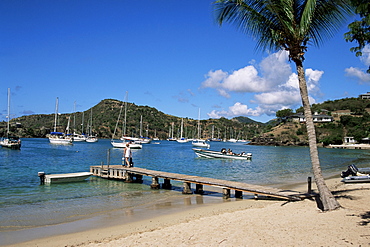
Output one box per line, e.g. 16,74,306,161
214,0,353,211
276,109,293,119
344,0,370,73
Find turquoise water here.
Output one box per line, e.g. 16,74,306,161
1,138,370,244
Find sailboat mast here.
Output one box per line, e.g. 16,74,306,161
53,97,59,132
73,101,76,133
180,118,183,138
81,111,85,134
6,88,10,136
140,115,143,137
197,108,200,139
171,122,174,139
66,116,71,134
89,108,93,135
123,91,128,137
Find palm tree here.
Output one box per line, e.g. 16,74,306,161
214,0,353,211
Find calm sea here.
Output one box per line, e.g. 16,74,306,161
1,138,369,245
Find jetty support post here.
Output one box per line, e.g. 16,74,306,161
307,176,312,194
135,174,143,183
124,171,133,183
107,149,110,169
182,182,193,194
223,188,230,199
162,178,172,189
235,190,243,199
151,177,160,189
38,172,45,185
195,184,204,194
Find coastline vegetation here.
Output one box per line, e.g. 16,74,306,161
1,97,369,145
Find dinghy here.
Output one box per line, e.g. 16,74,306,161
340,164,370,183
38,172,92,184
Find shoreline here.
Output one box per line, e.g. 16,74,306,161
5,175,369,247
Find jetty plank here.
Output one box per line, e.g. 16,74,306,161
90,165,302,201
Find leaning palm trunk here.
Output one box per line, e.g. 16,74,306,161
214,0,353,211
295,62,340,211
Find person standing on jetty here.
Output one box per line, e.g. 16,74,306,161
123,143,133,167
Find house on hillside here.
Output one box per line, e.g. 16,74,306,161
359,92,370,99
344,136,356,144
289,112,333,123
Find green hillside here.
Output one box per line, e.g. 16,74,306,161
0,99,269,140
3,97,370,145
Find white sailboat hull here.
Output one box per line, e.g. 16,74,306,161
176,138,188,143
86,136,98,142
49,137,73,144
111,141,142,149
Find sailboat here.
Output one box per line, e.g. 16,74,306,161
86,108,98,142
136,115,152,144
0,88,21,149
209,125,222,142
48,97,73,145
72,102,87,142
176,118,188,143
167,122,176,141
111,92,142,149
192,109,210,148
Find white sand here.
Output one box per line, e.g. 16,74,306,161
6,177,370,247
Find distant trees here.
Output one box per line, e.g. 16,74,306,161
276,109,293,119
340,112,370,141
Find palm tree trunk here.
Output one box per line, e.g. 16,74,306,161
295,62,341,211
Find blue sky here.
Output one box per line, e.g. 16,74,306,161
1,0,370,123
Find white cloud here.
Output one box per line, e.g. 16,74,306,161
202,69,228,88
254,91,301,106
208,102,261,118
345,67,370,84
259,50,292,85
360,45,370,66
304,68,324,95
203,51,324,119
202,66,268,94
344,45,370,84
202,51,292,96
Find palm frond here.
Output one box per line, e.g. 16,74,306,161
214,0,354,53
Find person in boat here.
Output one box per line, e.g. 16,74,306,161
227,149,233,155
221,148,227,154
123,143,133,167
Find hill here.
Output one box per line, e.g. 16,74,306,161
250,97,370,146
3,97,369,145
0,99,270,140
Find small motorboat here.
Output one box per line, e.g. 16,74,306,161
341,175,370,183
340,164,370,183
193,148,252,160
38,172,93,184
192,140,210,149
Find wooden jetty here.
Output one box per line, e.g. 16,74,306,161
327,144,370,150
90,165,306,201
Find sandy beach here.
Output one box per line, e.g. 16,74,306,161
5,176,370,247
